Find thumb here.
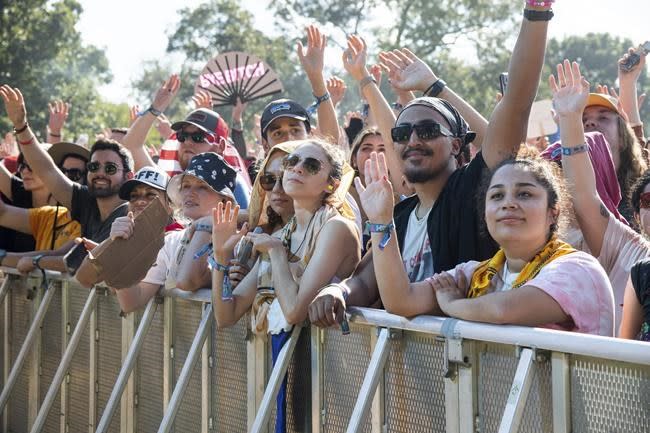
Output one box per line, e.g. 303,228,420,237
128,211,134,221
239,222,249,236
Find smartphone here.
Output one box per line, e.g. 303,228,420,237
620,41,650,72
64,242,88,276
499,72,509,95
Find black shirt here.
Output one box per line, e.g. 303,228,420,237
393,151,498,274
0,177,36,252
70,184,128,243
631,258,650,340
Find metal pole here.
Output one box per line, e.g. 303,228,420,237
498,348,535,433
0,277,11,306
156,303,213,433
346,328,390,433
250,325,302,433
95,298,157,433
0,283,56,412
29,288,97,433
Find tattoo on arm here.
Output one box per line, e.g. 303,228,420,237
599,203,611,219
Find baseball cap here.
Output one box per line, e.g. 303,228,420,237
586,93,622,116
119,166,169,200
260,99,311,137
171,108,229,141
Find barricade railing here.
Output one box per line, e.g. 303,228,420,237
1,268,649,433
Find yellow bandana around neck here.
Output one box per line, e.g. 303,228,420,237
467,237,576,298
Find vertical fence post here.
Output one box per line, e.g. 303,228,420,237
27,278,45,431
60,279,71,433
163,296,175,414
201,321,213,433
458,340,478,433
88,289,100,433
310,326,323,433
551,352,571,433
121,311,137,433
2,276,13,432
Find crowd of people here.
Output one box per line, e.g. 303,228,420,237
2,1,650,429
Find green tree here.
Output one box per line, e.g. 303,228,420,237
0,0,112,140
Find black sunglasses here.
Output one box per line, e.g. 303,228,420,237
282,154,323,175
61,168,86,182
390,122,454,144
259,173,283,191
87,161,120,175
177,130,209,143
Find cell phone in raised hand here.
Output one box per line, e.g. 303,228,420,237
620,41,650,72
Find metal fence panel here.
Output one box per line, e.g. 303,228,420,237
571,355,650,433
137,302,166,433
384,331,447,433
67,286,92,433
322,323,373,433
212,317,248,433
39,282,63,433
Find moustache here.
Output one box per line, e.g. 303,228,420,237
402,148,433,160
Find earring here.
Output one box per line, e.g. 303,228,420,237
327,185,334,191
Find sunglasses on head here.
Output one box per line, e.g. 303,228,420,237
259,173,283,191
87,161,120,175
390,122,454,144
61,168,86,182
640,192,650,209
282,154,324,175
177,130,211,143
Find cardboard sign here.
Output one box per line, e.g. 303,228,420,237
88,198,168,288
195,51,284,107
527,99,558,139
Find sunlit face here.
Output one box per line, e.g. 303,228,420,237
87,150,126,198
354,134,384,180
178,125,221,169
485,164,556,249
179,176,228,221
264,152,294,220
18,160,45,191
394,106,459,184
582,106,621,168
127,185,169,217
281,142,333,201
264,117,309,150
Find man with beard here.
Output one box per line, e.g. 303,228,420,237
308,3,554,326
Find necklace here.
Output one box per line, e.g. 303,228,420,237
282,210,318,262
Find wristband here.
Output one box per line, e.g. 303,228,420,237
32,254,45,270
365,221,394,250
525,0,554,6
424,79,446,97
19,137,34,145
147,106,163,117
359,76,377,91
306,92,331,115
207,255,230,272
194,223,212,233
193,242,213,260
523,8,554,21
49,132,61,138
561,144,589,156
13,122,29,135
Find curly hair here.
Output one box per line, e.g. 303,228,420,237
630,168,650,214
617,117,648,200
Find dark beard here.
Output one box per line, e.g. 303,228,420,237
404,165,445,183
89,182,120,198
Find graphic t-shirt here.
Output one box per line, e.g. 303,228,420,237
401,206,433,282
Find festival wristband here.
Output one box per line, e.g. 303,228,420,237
19,136,34,145
194,223,212,234
306,92,331,115
193,243,213,260
359,76,377,91
561,144,588,156
365,221,394,250
207,255,230,272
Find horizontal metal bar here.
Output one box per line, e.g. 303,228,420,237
498,348,535,433
346,328,390,433
250,325,302,433
95,297,158,433
30,288,97,433
157,303,214,433
0,283,56,411
159,287,211,303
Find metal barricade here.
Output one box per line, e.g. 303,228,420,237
1,269,649,433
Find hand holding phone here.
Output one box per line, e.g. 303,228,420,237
620,41,650,72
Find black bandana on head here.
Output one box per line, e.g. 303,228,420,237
397,97,476,146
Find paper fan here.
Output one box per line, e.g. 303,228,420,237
195,51,284,107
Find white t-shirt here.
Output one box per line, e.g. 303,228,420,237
598,217,650,333
141,230,185,287
401,207,433,283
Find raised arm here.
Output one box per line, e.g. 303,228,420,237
47,100,69,143
552,60,609,256
298,25,339,144
481,5,551,169
618,47,646,130
121,74,180,171
0,85,74,207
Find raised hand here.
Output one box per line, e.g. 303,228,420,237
354,151,394,224
619,46,647,83
0,85,27,127
549,60,590,117
297,25,326,80
326,76,347,107
151,74,181,113
48,100,69,136
342,35,370,82
369,64,383,86
212,201,247,260
232,97,247,122
379,48,437,93
192,90,212,110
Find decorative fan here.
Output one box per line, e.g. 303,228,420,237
194,51,284,107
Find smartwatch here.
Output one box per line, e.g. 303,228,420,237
32,254,45,270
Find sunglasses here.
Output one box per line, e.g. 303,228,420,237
640,192,650,209
259,173,283,191
390,122,454,144
282,154,323,175
17,161,31,172
61,168,86,182
177,130,210,143
87,161,120,175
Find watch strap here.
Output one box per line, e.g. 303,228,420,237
523,8,554,21
424,79,447,97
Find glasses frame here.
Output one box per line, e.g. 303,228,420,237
282,154,324,176
177,130,211,144
61,167,86,182
87,161,121,175
390,121,454,144
259,173,284,191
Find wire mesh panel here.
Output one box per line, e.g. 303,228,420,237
211,317,248,433
172,298,204,433
136,302,166,433
39,282,63,433
384,331,447,433
477,343,553,433
322,323,373,433
571,355,650,432
67,286,92,433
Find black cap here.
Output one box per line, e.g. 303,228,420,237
171,108,229,140
260,99,310,138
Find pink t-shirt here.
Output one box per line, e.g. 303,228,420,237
444,251,615,336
